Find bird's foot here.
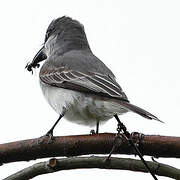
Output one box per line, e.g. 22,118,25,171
44,129,55,144
90,122,99,134
129,132,144,156
38,130,55,144
130,132,144,147
90,129,96,135
90,129,99,135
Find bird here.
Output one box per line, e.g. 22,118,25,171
26,16,161,136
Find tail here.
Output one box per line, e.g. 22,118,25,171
117,101,163,123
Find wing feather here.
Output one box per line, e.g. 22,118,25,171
40,67,128,100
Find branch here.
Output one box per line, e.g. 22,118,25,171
3,156,180,180
0,133,180,165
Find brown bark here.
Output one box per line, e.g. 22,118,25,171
4,156,180,180
0,133,180,165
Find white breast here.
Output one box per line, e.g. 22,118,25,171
40,81,128,127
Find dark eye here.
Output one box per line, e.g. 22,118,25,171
45,29,52,42
45,32,49,42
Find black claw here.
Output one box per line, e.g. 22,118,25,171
46,129,53,137
130,132,144,147
90,129,96,135
45,129,55,143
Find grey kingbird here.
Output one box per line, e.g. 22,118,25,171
26,16,161,136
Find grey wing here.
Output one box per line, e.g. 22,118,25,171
40,66,128,101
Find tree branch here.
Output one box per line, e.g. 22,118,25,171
0,133,180,165
3,156,180,180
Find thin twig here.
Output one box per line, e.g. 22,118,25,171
114,115,158,180
3,156,180,180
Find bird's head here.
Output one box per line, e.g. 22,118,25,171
44,16,84,43
25,16,90,73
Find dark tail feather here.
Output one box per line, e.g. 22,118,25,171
118,101,163,123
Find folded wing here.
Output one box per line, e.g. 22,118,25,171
40,66,128,101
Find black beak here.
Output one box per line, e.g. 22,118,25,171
25,46,47,73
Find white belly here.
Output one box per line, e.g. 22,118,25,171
40,81,128,127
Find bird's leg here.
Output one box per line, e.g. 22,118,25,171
90,121,99,134
46,114,63,138
96,121,99,134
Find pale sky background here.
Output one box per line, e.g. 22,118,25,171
0,0,180,179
